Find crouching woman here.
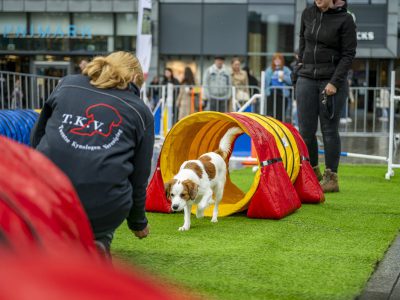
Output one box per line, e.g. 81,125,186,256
31,51,154,256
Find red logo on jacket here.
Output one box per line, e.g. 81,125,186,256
67,103,123,137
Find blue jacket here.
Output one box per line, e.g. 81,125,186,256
31,74,154,235
264,66,292,98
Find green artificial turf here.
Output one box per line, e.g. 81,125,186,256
112,165,400,300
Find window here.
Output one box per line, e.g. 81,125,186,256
30,13,70,34
307,0,387,3
117,13,137,36
74,13,113,36
115,36,136,51
0,13,27,35
0,13,27,51
72,13,113,52
114,13,137,51
248,4,295,76
27,13,70,51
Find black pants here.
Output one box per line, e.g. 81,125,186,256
296,77,347,173
208,98,229,112
266,89,285,121
94,231,114,258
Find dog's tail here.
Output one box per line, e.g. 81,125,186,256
216,127,243,160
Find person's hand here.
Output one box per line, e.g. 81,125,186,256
324,83,337,96
132,224,149,239
278,70,284,82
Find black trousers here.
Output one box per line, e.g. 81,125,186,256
266,89,285,121
208,98,229,112
296,77,347,173
94,231,114,258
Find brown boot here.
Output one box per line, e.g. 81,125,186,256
313,165,323,182
320,169,339,193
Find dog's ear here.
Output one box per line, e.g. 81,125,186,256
182,180,198,200
164,179,176,199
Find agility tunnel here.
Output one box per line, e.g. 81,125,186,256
0,110,39,145
0,135,197,300
0,136,96,254
146,112,324,219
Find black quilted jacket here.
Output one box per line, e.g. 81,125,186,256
296,1,357,88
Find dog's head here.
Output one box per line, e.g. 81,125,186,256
164,179,198,211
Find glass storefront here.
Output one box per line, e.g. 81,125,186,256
248,3,295,76
0,12,138,73
115,13,137,51
160,2,296,83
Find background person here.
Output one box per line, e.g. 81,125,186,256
243,66,259,96
161,68,180,122
243,66,260,113
203,56,232,112
340,70,354,124
79,59,89,72
148,75,161,110
231,57,249,109
294,0,357,192
11,78,23,109
289,50,301,127
264,52,292,121
377,88,390,122
161,68,179,86
31,51,154,256
177,66,196,120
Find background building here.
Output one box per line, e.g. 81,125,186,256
1,0,400,88
0,0,140,75
158,0,400,87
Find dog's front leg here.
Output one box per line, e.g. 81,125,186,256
179,204,192,231
196,189,213,219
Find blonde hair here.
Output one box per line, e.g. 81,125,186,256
231,57,241,65
82,51,144,89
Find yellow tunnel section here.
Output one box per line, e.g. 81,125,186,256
160,112,300,217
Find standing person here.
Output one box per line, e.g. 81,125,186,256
11,78,23,109
289,51,301,127
79,59,89,72
203,56,232,112
177,66,196,120
340,70,354,124
377,88,390,122
161,68,180,122
231,57,249,109
161,68,179,86
264,53,292,121
149,75,161,110
243,66,259,96
243,66,260,112
293,0,357,192
0,77,6,106
30,51,154,256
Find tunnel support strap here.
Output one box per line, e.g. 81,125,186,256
300,156,310,162
261,157,282,167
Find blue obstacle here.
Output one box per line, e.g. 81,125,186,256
0,110,39,145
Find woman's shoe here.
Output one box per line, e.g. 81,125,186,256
320,169,339,193
313,165,323,182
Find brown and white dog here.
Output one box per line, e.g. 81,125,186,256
164,127,243,231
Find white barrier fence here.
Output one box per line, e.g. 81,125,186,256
1,70,399,139
0,71,59,110
142,72,398,138
386,71,400,179
0,70,399,179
